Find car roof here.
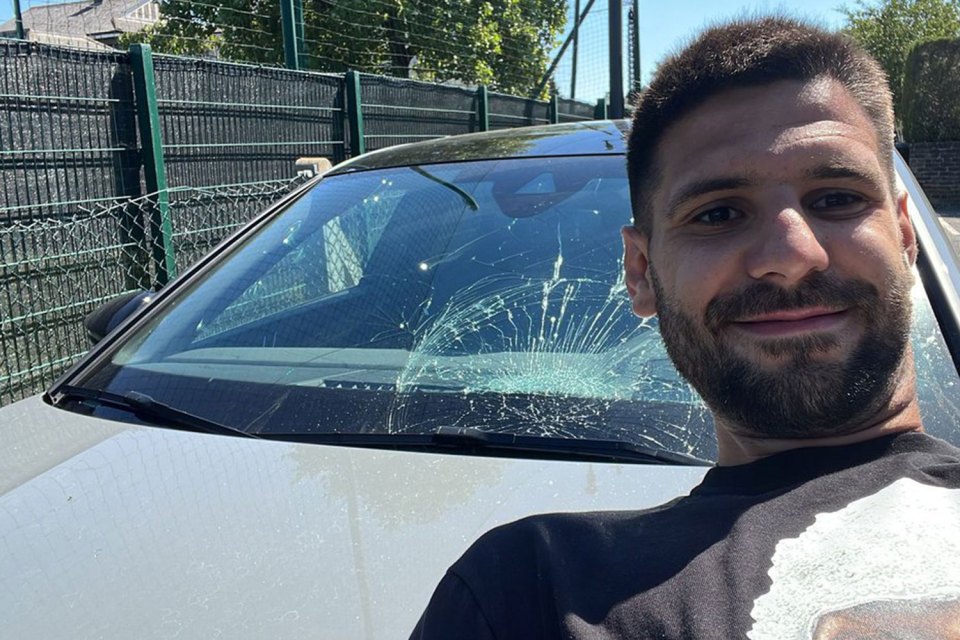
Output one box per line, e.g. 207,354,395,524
328,120,631,175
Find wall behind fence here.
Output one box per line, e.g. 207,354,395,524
909,142,960,210
0,39,598,406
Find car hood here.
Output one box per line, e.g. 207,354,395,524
0,395,709,639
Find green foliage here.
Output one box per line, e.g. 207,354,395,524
901,38,960,141
842,0,960,114
120,0,567,97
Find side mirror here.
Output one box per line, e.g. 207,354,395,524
84,291,154,345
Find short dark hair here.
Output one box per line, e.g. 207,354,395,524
627,17,895,233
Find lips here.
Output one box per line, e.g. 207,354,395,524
730,308,850,337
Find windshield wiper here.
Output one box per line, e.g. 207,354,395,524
410,166,479,211
52,385,259,439
271,426,711,466
50,386,709,464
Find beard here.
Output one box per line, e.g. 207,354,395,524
649,267,914,439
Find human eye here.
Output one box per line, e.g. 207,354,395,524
692,206,742,226
807,191,868,215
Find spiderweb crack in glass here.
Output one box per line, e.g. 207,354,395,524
390,264,700,440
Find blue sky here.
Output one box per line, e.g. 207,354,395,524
637,1,848,83
551,0,851,101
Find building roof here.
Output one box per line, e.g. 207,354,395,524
0,0,157,49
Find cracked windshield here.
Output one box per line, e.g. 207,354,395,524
76,154,959,461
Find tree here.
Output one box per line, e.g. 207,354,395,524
119,0,567,97
901,38,960,141
842,0,960,115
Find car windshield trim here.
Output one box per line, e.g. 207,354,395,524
53,385,260,440
263,426,712,466
52,383,711,465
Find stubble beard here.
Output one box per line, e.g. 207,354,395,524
649,267,914,439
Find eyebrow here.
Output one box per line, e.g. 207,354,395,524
804,163,883,186
665,176,753,221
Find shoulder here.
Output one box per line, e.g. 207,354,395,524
451,504,686,579
891,431,960,458
435,509,677,638
409,570,498,640
885,431,960,486
474,506,678,544
858,431,960,484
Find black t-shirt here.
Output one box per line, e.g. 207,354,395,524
410,432,960,639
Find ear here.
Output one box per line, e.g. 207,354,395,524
621,226,658,317
896,192,918,266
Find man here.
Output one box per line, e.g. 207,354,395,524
411,17,960,639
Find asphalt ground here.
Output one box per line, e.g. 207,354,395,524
939,211,960,257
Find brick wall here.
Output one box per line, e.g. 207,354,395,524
907,141,960,211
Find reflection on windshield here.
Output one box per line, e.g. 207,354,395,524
76,155,960,462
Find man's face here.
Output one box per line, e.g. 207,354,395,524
622,78,917,438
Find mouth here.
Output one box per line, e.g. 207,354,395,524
730,307,851,337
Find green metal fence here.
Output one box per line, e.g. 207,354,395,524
0,39,600,406
0,182,302,404
151,52,346,271
1,40,143,403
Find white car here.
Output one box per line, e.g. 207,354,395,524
2,121,959,639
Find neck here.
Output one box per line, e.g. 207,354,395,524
713,360,924,466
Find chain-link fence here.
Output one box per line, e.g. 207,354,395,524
547,0,638,104
0,40,135,402
0,180,305,405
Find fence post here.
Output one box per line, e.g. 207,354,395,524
130,44,176,287
478,85,490,132
607,0,624,118
346,70,365,156
280,0,301,70
111,67,152,291
594,98,607,120
13,0,24,39
630,0,641,97
549,92,560,124
294,0,305,67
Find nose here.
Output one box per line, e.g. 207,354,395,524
745,204,829,284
